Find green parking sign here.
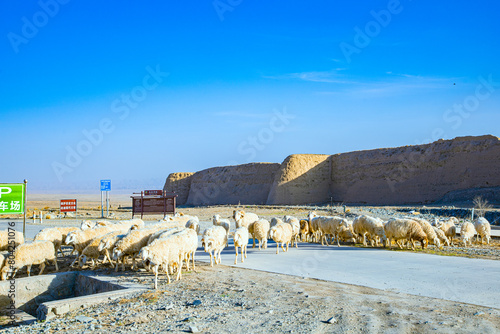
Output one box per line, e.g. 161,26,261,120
0,183,25,215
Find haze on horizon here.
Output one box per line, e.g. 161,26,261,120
1,1,499,194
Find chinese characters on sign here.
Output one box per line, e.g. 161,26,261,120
60,199,77,213
0,184,25,215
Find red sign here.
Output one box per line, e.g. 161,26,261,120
60,199,77,212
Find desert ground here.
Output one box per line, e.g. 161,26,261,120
1,194,499,333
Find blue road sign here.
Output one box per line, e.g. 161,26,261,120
100,180,111,191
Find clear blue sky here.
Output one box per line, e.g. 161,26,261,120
1,0,499,193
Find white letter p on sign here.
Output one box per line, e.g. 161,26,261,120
0,187,12,198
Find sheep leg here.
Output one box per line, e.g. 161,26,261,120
322,235,329,246
218,249,222,264
243,244,247,259
69,254,79,267
235,246,239,264
176,255,183,281
115,259,120,272
38,262,46,275
190,252,195,271
209,251,214,267
122,256,126,271
276,243,279,254
295,236,299,248
153,265,159,289
185,254,190,271
105,250,114,267
53,258,58,271
166,265,171,284
252,236,256,248
27,265,32,277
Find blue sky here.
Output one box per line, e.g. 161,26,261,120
1,0,499,193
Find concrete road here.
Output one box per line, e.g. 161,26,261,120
195,240,500,309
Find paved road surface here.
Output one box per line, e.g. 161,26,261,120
195,240,500,309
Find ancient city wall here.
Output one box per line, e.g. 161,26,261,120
329,135,500,205
163,172,194,206
266,154,331,205
163,135,500,206
182,163,281,206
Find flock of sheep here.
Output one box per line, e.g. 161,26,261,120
0,210,494,289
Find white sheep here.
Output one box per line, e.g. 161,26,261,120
34,228,64,256
253,219,270,250
412,217,442,249
309,215,336,246
112,226,167,272
201,226,227,267
474,217,491,245
80,220,114,230
147,227,185,246
233,226,249,264
233,210,259,248
284,215,300,248
65,226,119,267
179,228,198,271
79,231,125,269
97,231,127,268
460,222,476,247
337,222,357,244
322,216,351,247
50,227,79,255
437,219,457,246
158,228,198,271
384,218,428,250
0,241,58,280
307,212,322,243
269,223,293,254
352,215,386,247
432,226,450,247
213,214,231,246
185,219,200,235
270,217,284,228
163,213,199,225
213,214,231,233
0,230,24,251
139,232,188,288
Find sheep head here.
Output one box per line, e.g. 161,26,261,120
139,247,149,261
65,232,77,245
80,220,94,230
112,248,122,261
